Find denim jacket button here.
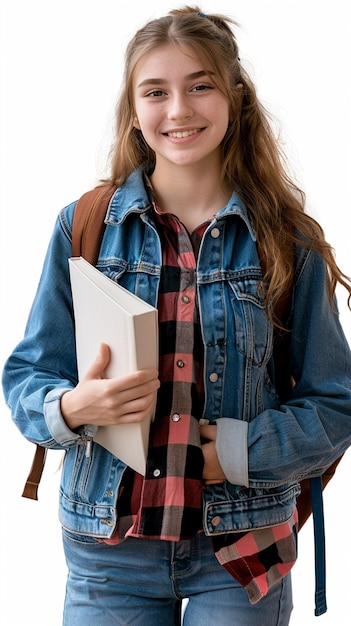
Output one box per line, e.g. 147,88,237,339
209,372,218,383
210,227,220,239
211,516,221,527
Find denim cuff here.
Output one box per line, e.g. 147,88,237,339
44,388,80,446
216,418,249,487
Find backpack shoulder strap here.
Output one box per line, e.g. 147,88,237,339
22,184,116,500
72,184,117,264
21,445,47,500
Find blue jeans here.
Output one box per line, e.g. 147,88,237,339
62,530,293,625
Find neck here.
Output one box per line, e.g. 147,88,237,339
150,162,232,232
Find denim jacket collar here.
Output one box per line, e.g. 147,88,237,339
107,168,152,225
106,167,256,242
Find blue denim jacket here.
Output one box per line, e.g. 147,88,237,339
3,167,351,539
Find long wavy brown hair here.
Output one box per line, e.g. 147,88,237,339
104,5,351,325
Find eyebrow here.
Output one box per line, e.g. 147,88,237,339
136,70,214,88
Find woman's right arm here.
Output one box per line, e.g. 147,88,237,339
2,204,159,450
2,204,79,449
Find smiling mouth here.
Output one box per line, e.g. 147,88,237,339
166,128,203,138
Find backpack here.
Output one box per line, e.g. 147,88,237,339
22,184,343,616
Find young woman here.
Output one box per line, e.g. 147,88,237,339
3,6,351,625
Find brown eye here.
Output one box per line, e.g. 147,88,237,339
146,90,166,97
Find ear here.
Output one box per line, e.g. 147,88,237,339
133,115,141,130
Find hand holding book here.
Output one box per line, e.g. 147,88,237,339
61,343,159,431
66,257,159,474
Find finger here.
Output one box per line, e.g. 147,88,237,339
99,375,159,422
82,343,110,381
199,424,217,441
107,370,160,402
112,391,158,424
203,479,226,485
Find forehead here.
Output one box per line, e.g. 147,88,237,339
133,43,211,85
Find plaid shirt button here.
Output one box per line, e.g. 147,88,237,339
181,294,190,303
153,469,161,478
176,359,185,368
172,413,181,422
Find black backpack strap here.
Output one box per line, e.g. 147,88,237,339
310,476,327,616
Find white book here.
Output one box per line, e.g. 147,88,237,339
69,257,158,475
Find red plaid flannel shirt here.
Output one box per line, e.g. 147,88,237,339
102,205,298,604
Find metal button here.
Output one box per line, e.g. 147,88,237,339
177,359,185,368
211,227,220,239
182,295,190,304
211,516,221,527
153,469,161,478
209,372,218,383
172,413,181,422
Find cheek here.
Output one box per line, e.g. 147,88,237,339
204,96,230,128
134,105,159,134
133,102,143,130
216,105,230,136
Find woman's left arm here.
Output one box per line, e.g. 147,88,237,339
216,247,351,487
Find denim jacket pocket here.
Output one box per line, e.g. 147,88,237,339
96,262,159,307
203,481,300,535
229,277,273,367
59,444,126,539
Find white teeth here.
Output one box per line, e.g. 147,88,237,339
167,129,201,138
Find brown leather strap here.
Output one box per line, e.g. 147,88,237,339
72,184,117,265
22,184,116,500
22,444,47,500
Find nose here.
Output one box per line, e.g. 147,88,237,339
167,93,193,121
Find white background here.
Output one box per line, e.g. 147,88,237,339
1,1,350,624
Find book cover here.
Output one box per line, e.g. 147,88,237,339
68,257,158,474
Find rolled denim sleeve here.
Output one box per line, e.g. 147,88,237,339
216,418,249,486
44,388,81,446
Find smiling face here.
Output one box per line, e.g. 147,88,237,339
132,43,230,175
